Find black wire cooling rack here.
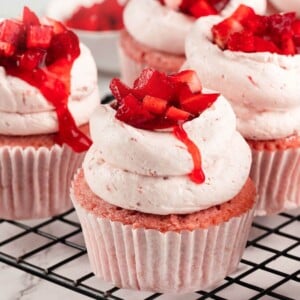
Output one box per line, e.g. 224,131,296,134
0,208,299,300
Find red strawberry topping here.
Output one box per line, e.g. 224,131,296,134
212,4,300,55
110,68,220,184
65,0,124,31
0,7,91,152
160,0,229,18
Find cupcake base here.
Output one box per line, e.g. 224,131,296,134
0,125,89,220
248,135,300,216
119,30,185,85
71,169,256,293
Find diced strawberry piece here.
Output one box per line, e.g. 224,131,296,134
268,12,296,35
189,1,217,18
27,25,53,49
171,70,202,93
19,49,46,70
231,4,256,24
142,95,168,115
181,93,219,114
292,20,300,35
46,18,66,34
227,31,255,52
166,106,191,121
178,83,194,103
212,17,243,49
280,37,296,55
110,78,132,103
133,68,175,101
253,36,279,53
0,20,25,46
115,94,155,127
0,41,15,56
23,6,40,27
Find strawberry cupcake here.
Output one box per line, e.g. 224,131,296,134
47,0,127,73
119,0,267,85
185,5,300,215
0,8,99,220
71,68,256,292
269,0,300,17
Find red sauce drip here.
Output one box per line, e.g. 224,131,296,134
0,12,92,152
66,0,124,31
174,123,205,184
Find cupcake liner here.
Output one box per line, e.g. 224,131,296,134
0,145,84,220
72,191,255,293
250,146,300,216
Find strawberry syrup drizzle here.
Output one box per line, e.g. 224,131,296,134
174,123,205,184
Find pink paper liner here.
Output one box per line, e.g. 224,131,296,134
250,146,300,216
0,145,84,220
71,187,255,293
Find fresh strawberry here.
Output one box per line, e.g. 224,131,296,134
0,20,25,47
253,36,279,53
171,70,202,93
0,41,15,56
46,18,66,34
280,37,296,55
19,49,46,70
166,106,191,121
23,6,40,27
27,25,53,49
133,68,175,101
115,94,155,127
189,1,217,18
181,93,219,114
110,78,132,103
212,17,243,49
227,31,255,52
142,95,168,115
292,19,300,35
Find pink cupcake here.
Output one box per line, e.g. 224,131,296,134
71,68,256,293
119,0,267,85
185,5,300,215
0,7,99,219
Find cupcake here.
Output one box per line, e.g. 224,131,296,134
0,7,99,220
185,5,300,215
71,68,256,293
47,0,127,72
269,0,300,17
119,0,267,85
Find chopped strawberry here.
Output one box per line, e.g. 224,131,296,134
292,20,300,35
212,17,243,49
189,1,217,18
142,95,168,115
19,49,46,70
27,25,53,49
0,41,15,56
253,37,279,53
181,93,219,114
171,70,202,93
227,31,255,52
133,68,175,101
110,78,132,103
166,106,191,121
280,37,296,55
46,18,66,34
115,94,155,127
23,6,40,27
0,20,25,47
231,5,255,24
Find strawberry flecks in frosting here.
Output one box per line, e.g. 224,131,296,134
0,7,92,152
65,0,124,31
212,4,300,55
110,68,219,184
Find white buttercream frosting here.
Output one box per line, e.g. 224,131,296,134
270,0,300,17
0,44,99,135
47,0,127,21
124,0,267,55
185,16,300,140
83,95,252,215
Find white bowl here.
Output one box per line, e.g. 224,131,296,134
74,28,120,74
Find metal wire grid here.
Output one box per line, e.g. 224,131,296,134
0,209,299,300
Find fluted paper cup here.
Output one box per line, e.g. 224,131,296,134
0,145,84,220
250,146,300,216
71,190,255,293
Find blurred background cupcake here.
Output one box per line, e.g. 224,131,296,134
47,0,128,73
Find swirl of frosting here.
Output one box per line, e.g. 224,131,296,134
83,95,252,215
0,44,99,135
185,16,300,140
270,0,300,17
124,0,266,55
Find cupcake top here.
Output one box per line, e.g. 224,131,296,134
185,5,300,140
83,68,251,215
47,0,126,31
124,0,266,55
270,0,300,17
0,7,99,152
